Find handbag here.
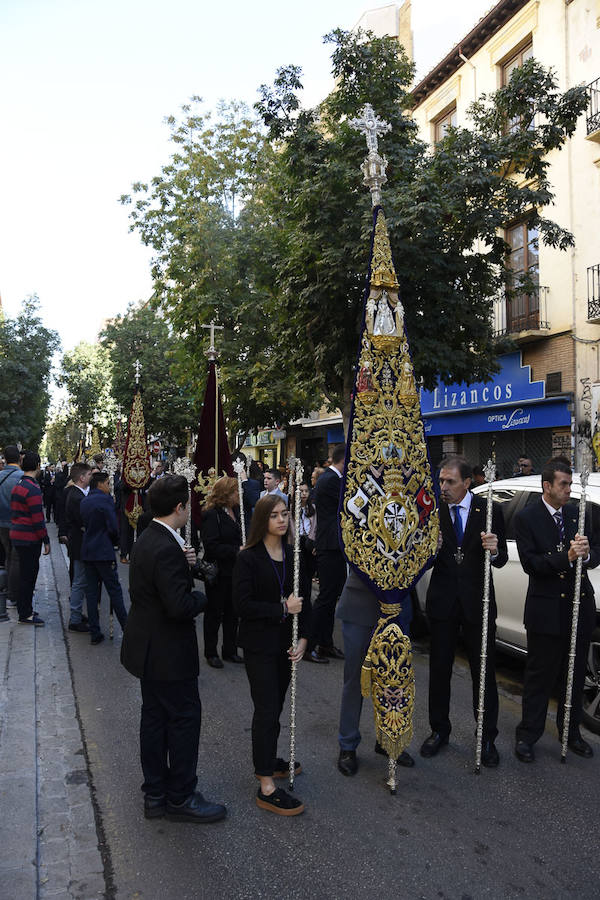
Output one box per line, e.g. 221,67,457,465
195,557,219,587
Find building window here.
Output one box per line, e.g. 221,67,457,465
506,221,540,331
502,42,533,85
502,42,534,133
434,107,457,143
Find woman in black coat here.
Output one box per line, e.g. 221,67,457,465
233,494,310,817
200,476,243,668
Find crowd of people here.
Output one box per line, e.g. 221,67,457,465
0,443,595,825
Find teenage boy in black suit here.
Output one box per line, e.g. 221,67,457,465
121,475,226,824
514,458,598,762
420,456,507,767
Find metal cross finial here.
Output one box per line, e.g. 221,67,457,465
134,359,141,385
201,321,225,362
349,104,391,154
349,104,392,208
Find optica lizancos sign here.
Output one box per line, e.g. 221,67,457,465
419,352,544,415
423,401,570,436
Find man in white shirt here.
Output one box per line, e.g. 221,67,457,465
259,468,288,504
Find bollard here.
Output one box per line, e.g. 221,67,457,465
0,567,8,622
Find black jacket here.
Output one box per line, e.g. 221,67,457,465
121,521,206,680
200,506,242,578
233,543,311,653
426,493,508,625
64,485,86,560
515,499,599,636
313,467,343,552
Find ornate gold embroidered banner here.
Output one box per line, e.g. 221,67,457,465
341,208,438,601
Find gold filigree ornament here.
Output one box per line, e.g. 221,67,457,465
194,467,227,504
361,611,415,758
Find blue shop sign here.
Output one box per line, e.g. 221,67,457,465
420,352,544,415
424,399,571,436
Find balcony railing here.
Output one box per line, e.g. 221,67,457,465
587,78,600,136
493,285,550,338
588,264,600,321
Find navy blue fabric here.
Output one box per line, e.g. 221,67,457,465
80,489,119,561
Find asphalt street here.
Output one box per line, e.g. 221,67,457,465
50,529,600,900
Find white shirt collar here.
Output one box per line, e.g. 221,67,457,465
152,518,186,548
75,484,90,496
542,497,562,518
451,490,472,514
331,465,343,478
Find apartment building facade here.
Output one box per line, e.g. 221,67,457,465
411,0,600,473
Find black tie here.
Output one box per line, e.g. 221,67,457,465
554,511,565,544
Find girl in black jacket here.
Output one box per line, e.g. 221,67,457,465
233,494,310,816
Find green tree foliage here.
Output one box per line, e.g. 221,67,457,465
121,99,312,441
0,296,60,450
59,341,114,441
254,30,588,423
42,405,82,462
100,303,195,445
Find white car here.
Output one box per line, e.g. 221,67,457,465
415,474,600,735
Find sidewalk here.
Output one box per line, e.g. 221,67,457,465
0,544,106,899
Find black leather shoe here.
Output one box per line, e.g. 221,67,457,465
68,622,90,633
91,633,105,645
420,732,449,758
316,644,345,660
166,792,226,823
481,740,500,768
567,736,594,758
144,795,167,819
374,742,415,767
338,749,358,776
515,740,535,763
303,649,329,664
222,653,244,664
206,656,224,669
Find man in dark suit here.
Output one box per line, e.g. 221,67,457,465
63,462,92,632
305,443,347,663
514,458,598,762
121,475,225,824
420,456,507,767
336,570,414,775
81,472,128,644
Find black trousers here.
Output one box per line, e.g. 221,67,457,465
310,549,347,649
15,543,42,620
516,625,592,745
120,512,134,559
244,650,291,776
428,610,499,741
299,541,315,613
0,528,20,604
203,575,238,658
139,677,201,803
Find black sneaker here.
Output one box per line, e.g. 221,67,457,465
144,795,167,819
68,622,90,633
91,633,105,645
19,613,45,627
256,787,305,816
272,758,302,779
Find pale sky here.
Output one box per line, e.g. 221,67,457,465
0,0,490,353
